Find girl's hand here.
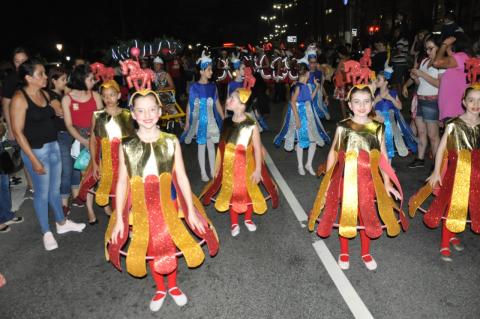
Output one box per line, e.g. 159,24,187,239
250,169,262,184
443,37,456,46
110,221,124,245
402,85,409,98
80,138,89,148
385,184,402,200
187,210,206,234
32,159,46,175
426,171,442,188
295,117,301,129
92,162,100,180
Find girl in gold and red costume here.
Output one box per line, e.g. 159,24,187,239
77,81,134,222
308,85,408,271
107,90,219,312
409,84,480,261
201,69,279,237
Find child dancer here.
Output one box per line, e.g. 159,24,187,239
409,84,480,261
374,70,417,161
274,56,330,176
309,85,408,270
107,90,219,311
306,46,330,120
181,51,224,182
77,80,134,216
201,71,279,237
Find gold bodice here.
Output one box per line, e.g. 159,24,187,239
334,119,384,153
122,132,176,178
221,115,256,147
93,109,135,140
445,117,480,151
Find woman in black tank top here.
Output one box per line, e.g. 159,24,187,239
10,59,85,251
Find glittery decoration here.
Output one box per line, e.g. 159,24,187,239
339,150,359,238
446,149,471,233
309,153,338,231
273,105,292,148
159,173,205,268
304,101,326,147
215,143,235,212
317,152,345,237
246,145,267,214
77,139,101,202
93,109,134,140
96,138,113,206
370,150,400,237
197,98,208,145
469,150,480,233
145,175,177,275
297,101,310,149
389,110,408,157
336,119,382,153
358,150,383,239
231,145,250,213
446,118,480,151
126,176,150,277
379,110,394,158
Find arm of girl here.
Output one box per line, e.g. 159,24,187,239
426,128,448,187
325,128,340,171
61,95,89,147
110,145,128,244
433,37,458,69
89,115,99,180
173,138,206,234
215,89,225,119
11,92,46,175
391,94,402,110
93,91,104,110
250,125,262,184
380,136,401,200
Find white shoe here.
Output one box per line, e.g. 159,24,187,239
305,165,316,176
231,224,240,237
169,287,187,307
56,219,86,234
362,254,377,271
450,238,464,251
244,220,257,232
440,248,453,262
43,231,58,251
338,254,349,270
298,166,305,176
149,291,166,312
201,173,210,182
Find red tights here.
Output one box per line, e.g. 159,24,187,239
230,205,253,226
441,220,460,255
148,260,178,297
339,229,371,261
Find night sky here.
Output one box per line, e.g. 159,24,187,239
1,0,271,61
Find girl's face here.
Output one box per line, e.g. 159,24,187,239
85,73,95,90
348,91,373,117
52,74,67,91
308,58,318,71
200,65,213,79
425,40,438,59
463,90,480,114
226,91,245,112
132,95,161,129
238,64,245,77
375,75,387,88
101,87,121,107
27,65,48,88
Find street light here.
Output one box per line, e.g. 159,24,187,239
65,56,71,61
56,43,63,52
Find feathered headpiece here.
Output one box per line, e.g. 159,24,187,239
306,44,317,59
296,53,309,66
235,67,256,104
230,52,241,70
383,66,394,80
197,50,212,70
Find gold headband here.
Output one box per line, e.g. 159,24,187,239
346,84,374,101
235,88,252,104
100,80,120,92
128,89,163,107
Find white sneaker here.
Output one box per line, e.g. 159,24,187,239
231,224,240,237
149,291,166,312
244,220,257,232
298,166,305,175
43,231,58,251
305,165,316,176
56,219,86,234
169,287,187,307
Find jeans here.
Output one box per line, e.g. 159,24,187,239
57,131,73,199
21,141,65,233
0,174,14,224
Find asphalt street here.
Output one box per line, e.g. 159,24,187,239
1,97,479,319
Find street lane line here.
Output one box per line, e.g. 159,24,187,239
264,151,374,319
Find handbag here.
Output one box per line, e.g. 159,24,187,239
0,144,23,174
73,148,91,171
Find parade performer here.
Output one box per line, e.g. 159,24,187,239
181,50,224,182
374,70,417,161
107,89,219,311
77,80,135,213
274,56,330,176
200,71,279,237
306,45,330,120
409,84,480,261
308,85,408,270
333,46,350,119
227,53,244,96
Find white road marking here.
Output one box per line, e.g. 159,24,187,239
264,151,374,319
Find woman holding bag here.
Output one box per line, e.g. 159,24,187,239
10,59,85,250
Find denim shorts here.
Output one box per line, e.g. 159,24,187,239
416,99,439,122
